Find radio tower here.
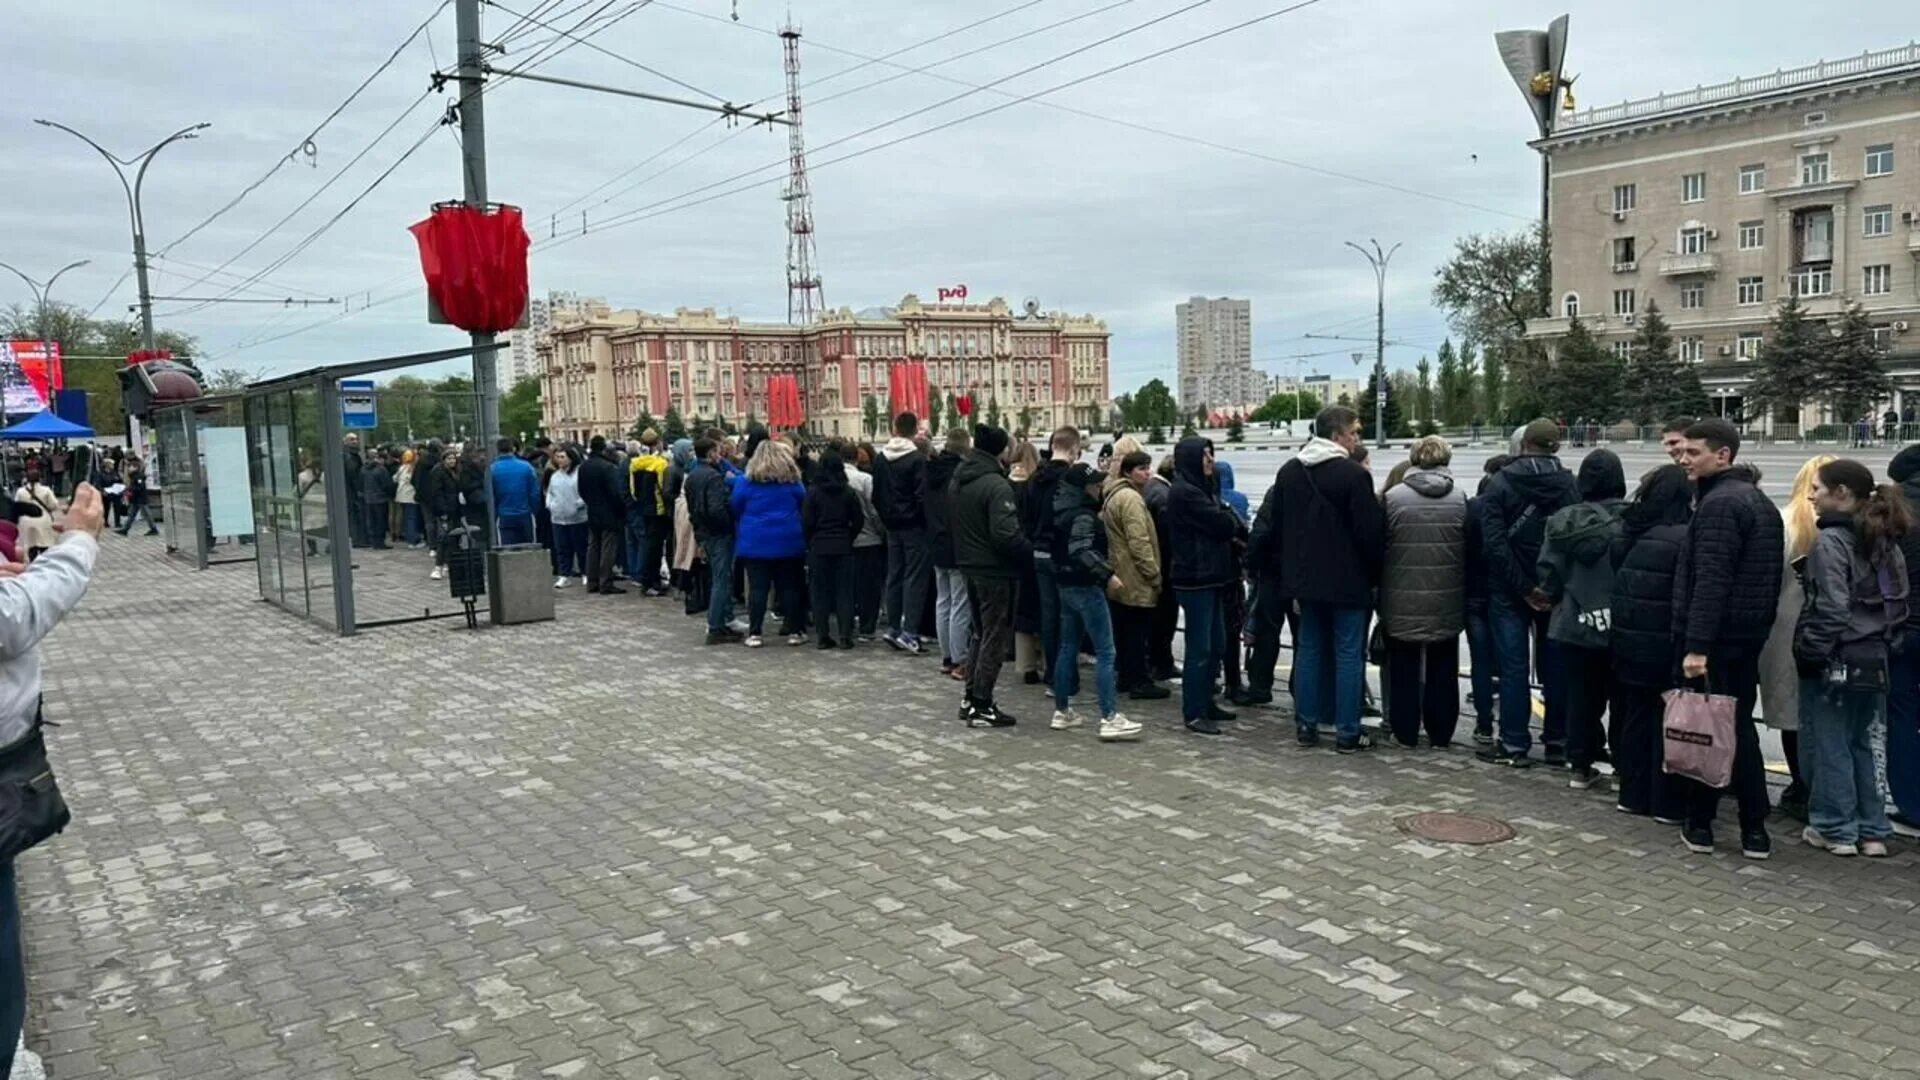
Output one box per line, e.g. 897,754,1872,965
781,23,825,324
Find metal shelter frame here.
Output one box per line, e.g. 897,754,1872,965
149,392,253,571
242,342,504,636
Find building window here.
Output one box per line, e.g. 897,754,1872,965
1679,282,1705,310
1800,152,1830,185
668,370,681,392
1864,264,1893,295
1681,172,1707,202
1678,226,1708,255
1738,220,1764,250
1612,288,1635,317
1737,276,1764,305
1866,143,1894,177
1864,204,1894,237
1612,183,1636,213
1612,236,1636,267
1679,336,1704,364
1872,325,1895,351
1737,333,1763,360
1738,164,1766,194
1611,340,1633,361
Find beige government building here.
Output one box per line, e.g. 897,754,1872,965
537,294,1110,444
1527,43,1920,430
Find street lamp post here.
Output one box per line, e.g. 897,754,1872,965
33,120,209,351
0,258,90,409
1344,239,1401,448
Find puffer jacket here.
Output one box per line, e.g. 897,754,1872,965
802,465,866,557
1537,499,1626,648
1166,437,1241,590
1480,453,1579,603
847,467,884,549
1899,471,1920,636
1674,466,1785,653
1380,466,1467,642
1100,475,1161,608
1021,458,1070,571
1051,476,1114,588
923,451,964,569
1794,513,1911,672
1610,521,1688,688
685,460,732,539
729,477,806,560
951,449,1027,579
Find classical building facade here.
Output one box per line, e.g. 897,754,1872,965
1525,43,1920,428
503,291,604,391
1176,296,1262,410
537,294,1110,444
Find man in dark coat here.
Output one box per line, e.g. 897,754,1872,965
579,435,629,594
923,432,969,671
1477,417,1580,767
686,438,739,642
1021,427,1079,690
1167,436,1247,736
342,433,366,547
359,450,395,550
1672,418,1783,859
1272,406,1386,750
879,411,931,652
1887,444,1920,829
950,424,1027,727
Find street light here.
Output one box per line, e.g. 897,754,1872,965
0,259,90,406
1344,239,1401,447
32,119,209,351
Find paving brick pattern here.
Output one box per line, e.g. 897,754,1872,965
16,538,1920,1079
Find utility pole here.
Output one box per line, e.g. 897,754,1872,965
33,120,208,351
454,0,499,449
1344,239,1400,448
0,258,88,418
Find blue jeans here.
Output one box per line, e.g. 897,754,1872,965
1464,601,1497,728
1176,588,1224,722
934,567,973,664
1295,601,1368,740
701,536,736,634
1,859,21,1079
1800,679,1893,845
402,503,423,546
498,513,534,546
1490,600,1565,755
1887,647,1920,822
1056,585,1118,719
624,505,647,578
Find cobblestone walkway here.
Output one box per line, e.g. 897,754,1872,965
16,538,1920,1078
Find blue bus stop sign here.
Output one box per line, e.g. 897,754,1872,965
341,379,377,430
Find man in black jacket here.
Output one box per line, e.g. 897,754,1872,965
1022,427,1080,690
686,438,739,642
951,425,1028,727
1167,436,1246,736
1887,444,1920,828
1240,481,1295,708
1477,418,1580,767
342,433,366,547
879,411,931,652
1272,407,1386,750
1672,418,1783,858
579,435,629,595
924,432,970,672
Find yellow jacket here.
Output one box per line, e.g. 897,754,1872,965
1101,475,1160,608
629,453,669,516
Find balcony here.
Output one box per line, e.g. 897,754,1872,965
1908,224,1920,256
1792,268,1834,297
1658,252,1720,277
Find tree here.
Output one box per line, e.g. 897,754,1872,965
1193,404,1210,429
1128,378,1179,432
711,411,730,436
1179,420,1198,440
1432,225,1550,349
1248,391,1320,425
1226,416,1244,443
1624,299,1677,425
1415,355,1434,428
1478,341,1504,426
500,375,543,443
1336,392,1353,408
1745,294,1824,420
663,406,687,441
1360,369,1403,439
1547,317,1624,425
946,392,962,437
862,394,880,439
205,367,260,392
1148,423,1165,445
1112,392,1134,429
0,301,203,437
1016,404,1035,437
986,396,1003,432
1817,302,1893,426
926,388,942,437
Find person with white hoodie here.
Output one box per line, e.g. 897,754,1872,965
1271,406,1387,753
876,411,932,653
544,446,590,587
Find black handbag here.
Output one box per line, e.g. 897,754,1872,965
0,710,70,861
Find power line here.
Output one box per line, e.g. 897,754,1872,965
157,0,452,257
482,0,725,103
542,115,720,220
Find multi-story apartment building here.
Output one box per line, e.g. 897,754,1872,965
1176,297,1262,410
1270,372,1365,410
1525,43,1920,429
503,291,604,391
538,293,1110,444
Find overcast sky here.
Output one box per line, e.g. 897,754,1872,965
0,0,1901,391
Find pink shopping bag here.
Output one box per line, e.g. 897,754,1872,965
1661,687,1736,788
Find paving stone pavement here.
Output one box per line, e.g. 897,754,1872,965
15,536,1920,1080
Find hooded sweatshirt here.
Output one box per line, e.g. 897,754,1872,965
877,435,927,530
802,457,866,557
1022,457,1072,570
1535,451,1626,648
1481,453,1580,603
1794,512,1911,673
1215,459,1249,523
1166,437,1241,590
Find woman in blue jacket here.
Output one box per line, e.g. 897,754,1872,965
731,438,809,647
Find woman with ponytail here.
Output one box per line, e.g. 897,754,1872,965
1759,454,1835,820
1792,459,1911,857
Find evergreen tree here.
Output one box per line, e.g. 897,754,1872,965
1226,416,1244,442
1435,340,1465,427
946,393,963,436
711,411,730,436
926,387,942,437
1360,368,1403,440
1626,299,1679,424
1548,317,1623,424
1745,294,1824,419
630,408,658,439
1016,404,1036,438
663,406,687,441
1415,355,1434,429
862,395,880,439
987,396,1004,432
1479,342,1505,426
1817,302,1892,426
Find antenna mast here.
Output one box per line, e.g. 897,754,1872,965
780,23,825,324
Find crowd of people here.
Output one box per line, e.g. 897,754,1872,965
343,407,1916,862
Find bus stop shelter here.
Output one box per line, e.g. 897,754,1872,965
243,342,504,635
150,393,254,570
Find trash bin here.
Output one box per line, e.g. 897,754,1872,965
439,525,488,628
488,543,555,626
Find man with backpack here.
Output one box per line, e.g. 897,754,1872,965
1534,449,1627,789
1023,426,1081,692
1477,418,1580,767
876,411,931,653
628,430,671,596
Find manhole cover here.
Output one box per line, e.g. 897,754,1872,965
1396,811,1516,845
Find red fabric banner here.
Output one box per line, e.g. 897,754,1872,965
409,203,531,333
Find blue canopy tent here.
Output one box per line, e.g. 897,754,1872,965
0,410,94,440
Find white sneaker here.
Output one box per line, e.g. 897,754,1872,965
1099,713,1143,742
1802,826,1858,857
1860,838,1890,858
744,634,764,648
554,576,569,589
786,633,808,647
1050,708,1083,731
430,566,442,580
